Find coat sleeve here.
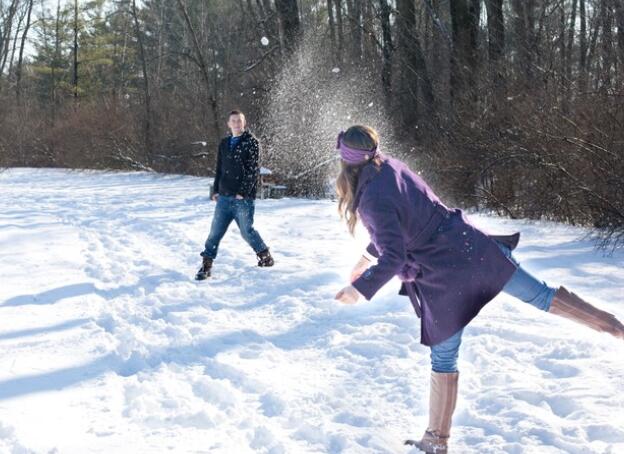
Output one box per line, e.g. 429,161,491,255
213,143,223,194
352,196,406,300
239,138,260,198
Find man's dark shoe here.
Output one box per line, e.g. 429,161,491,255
257,249,274,267
195,257,213,280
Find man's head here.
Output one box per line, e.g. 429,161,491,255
227,110,246,136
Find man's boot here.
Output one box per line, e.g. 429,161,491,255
195,257,213,280
550,286,624,340
257,249,274,267
406,372,459,454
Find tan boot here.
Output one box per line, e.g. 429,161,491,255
405,371,459,453
550,286,624,340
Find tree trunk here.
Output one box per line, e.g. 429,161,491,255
450,0,479,106
614,0,624,84
335,0,343,63
131,0,152,161
362,0,375,62
274,0,301,55
586,3,602,90
176,0,220,141
73,0,79,100
52,0,61,123
565,0,578,103
155,0,166,92
351,0,362,62
0,0,20,78
6,5,25,80
600,0,614,90
379,0,392,102
258,0,279,48
426,0,451,121
511,0,532,86
327,0,336,63
579,0,587,92
558,2,567,111
396,0,435,132
485,0,505,108
15,0,34,102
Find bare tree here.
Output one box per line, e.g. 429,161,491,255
0,0,20,79
378,0,392,102
599,0,614,90
15,0,33,101
72,0,78,99
449,0,480,105
579,0,588,91
175,0,219,141
510,0,534,87
485,0,505,109
274,0,301,55
396,0,434,131
613,0,624,85
130,0,152,160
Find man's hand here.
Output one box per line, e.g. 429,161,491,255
211,193,219,201
335,285,361,304
235,194,244,200
350,255,371,283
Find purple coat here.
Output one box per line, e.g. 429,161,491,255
351,156,518,346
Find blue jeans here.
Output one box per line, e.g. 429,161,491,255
430,242,557,373
201,195,268,259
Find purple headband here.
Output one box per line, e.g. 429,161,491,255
336,131,378,164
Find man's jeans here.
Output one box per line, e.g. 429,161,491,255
201,195,267,259
430,242,557,373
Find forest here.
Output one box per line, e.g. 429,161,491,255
1,0,623,246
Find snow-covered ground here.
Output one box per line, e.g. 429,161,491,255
1,168,623,454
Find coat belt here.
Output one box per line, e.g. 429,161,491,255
400,203,450,319
405,203,450,251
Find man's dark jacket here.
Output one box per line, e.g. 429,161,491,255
212,130,261,199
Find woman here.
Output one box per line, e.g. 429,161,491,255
333,125,624,454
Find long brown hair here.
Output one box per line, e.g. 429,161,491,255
336,125,381,235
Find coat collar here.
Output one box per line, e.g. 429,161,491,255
226,130,252,141
222,130,252,151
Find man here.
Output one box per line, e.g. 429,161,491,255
196,110,274,280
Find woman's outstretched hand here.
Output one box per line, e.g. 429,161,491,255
335,285,361,304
